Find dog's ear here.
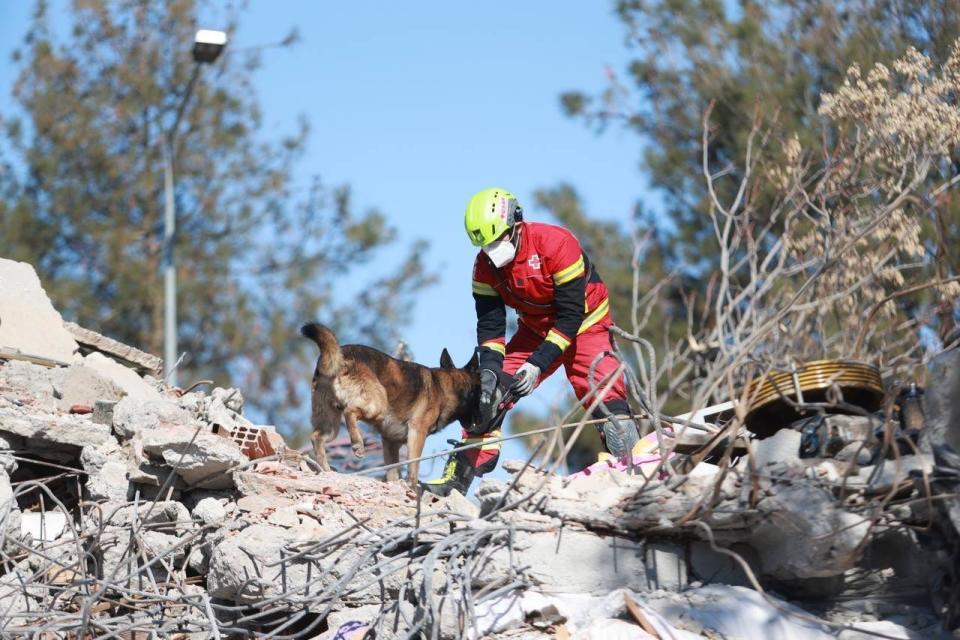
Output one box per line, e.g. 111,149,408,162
440,348,455,369
465,350,479,371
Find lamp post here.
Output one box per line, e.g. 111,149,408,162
163,29,227,387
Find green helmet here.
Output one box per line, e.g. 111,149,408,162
464,187,522,247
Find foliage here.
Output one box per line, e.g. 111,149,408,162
523,1,960,468
0,0,434,442
562,0,960,341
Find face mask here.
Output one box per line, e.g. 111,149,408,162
483,238,516,268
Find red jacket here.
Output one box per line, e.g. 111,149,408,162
472,222,611,370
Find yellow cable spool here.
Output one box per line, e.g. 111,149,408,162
743,359,884,436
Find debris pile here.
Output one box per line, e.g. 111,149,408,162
2,256,959,639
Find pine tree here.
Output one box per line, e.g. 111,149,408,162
0,0,434,441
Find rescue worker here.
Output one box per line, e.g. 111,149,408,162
423,187,642,496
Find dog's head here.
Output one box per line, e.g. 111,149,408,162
440,348,481,430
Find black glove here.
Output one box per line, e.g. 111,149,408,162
478,368,503,430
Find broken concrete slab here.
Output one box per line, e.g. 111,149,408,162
0,258,78,362
81,352,162,402
0,359,65,412
63,321,161,375
139,424,246,489
112,397,196,440
0,406,114,450
206,523,314,602
56,364,125,412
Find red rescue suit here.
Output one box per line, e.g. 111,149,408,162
463,221,627,470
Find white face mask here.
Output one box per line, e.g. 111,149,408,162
483,238,516,268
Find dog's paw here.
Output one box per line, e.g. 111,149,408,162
352,442,365,458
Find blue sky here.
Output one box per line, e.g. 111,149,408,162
0,1,653,479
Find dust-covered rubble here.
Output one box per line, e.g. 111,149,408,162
1,256,958,639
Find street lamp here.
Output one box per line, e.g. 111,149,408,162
162,29,227,387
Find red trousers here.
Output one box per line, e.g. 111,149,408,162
462,320,627,469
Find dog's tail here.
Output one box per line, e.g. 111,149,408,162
300,322,344,377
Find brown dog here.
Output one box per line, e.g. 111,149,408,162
300,322,479,485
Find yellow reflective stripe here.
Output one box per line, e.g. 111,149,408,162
472,280,498,296
578,298,610,335
545,329,571,352
552,255,585,285
464,430,502,450
481,340,505,356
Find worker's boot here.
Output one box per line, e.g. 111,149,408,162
600,414,642,459
421,437,501,497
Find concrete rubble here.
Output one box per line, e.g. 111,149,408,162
0,256,958,638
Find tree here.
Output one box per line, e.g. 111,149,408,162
561,0,960,341
523,1,960,468
0,0,434,442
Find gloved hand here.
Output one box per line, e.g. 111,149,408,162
478,368,502,428
509,362,540,398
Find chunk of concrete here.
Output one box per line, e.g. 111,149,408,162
206,523,314,602
81,352,162,402
477,529,657,595
0,406,114,449
112,397,195,440
0,258,78,362
80,440,130,502
192,497,227,526
56,364,125,412
140,424,246,488
0,360,64,412
752,428,802,468
63,321,161,375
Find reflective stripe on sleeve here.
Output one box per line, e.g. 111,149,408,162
481,339,505,356
577,298,610,334
552,255,585,285
472,280,499,296
545,329,572,351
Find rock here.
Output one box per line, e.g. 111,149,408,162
112,397,196,440
192,497,227,526
752,428,802,468
81,352,162,402
139,425,245,489
56,364,125,412
0,258,79,362
324,602,415,639
0,406,114,450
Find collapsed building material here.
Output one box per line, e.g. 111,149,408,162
0,260,957,638
0,259,79,363
63,321,162,376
